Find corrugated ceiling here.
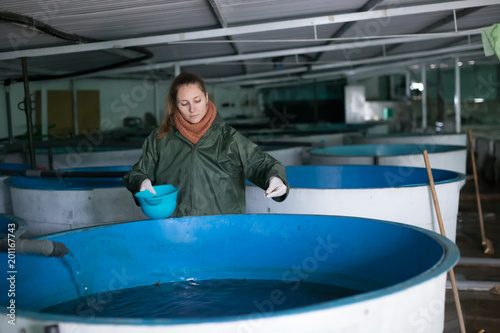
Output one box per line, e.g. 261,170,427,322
0,0,498,87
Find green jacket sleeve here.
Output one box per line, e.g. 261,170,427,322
123,130,159,195
233,131,289,202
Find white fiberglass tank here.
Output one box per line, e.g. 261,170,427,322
350,133,466,146
309,144,466,174
246,165,465,242
6,166,145,238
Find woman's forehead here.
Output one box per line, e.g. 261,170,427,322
177,84,204,98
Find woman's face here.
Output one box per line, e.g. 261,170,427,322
176,84,208,124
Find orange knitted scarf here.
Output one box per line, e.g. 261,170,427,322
173,100,217,145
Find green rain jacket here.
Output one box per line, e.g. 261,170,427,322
123,113,289,217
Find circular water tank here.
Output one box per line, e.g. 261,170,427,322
350,133,467,146
36,147,143,169
265,146,305,166
0,163,30,214
0,214,458,332
6,166,145,238
310,144,467,174
247,165,465,241
272,133,346,146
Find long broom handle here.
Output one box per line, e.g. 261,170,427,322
423,150,466,333
468,128,487,241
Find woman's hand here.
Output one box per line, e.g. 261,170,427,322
140,179,156,195
265,177,287,198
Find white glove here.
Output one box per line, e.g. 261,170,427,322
139,179,156,195
265,176,287,198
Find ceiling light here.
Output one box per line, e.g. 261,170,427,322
468,60,475,65
410,82,424,91
474,98,484,103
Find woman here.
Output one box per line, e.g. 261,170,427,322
123,72,289,217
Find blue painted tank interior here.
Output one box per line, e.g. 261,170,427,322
285,165,464,189
0,214,459,325
59,166,131,172
311,144,464,157
6,176,124,190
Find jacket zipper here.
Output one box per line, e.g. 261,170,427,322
190,143,195,214
175,126,214,215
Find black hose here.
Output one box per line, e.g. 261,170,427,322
0,11,97,44
0,169,128,178
0,11,153,84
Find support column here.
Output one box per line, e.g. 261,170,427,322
454,57,461,133
405,70,411,99
421,64,427,129
41,83,48,141
72,80,78,135
21,58,37,169
4,83,13,143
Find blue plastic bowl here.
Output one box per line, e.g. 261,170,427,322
135,185,178,219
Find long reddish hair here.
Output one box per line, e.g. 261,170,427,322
156,72,207,139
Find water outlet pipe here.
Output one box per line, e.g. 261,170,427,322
0,239,69,257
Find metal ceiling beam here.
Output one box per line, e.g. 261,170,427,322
382,6,484,55
205,67,309,83
204,43,481,84
95,29,481,76
217,76,302,87
224,50,484,88
310,44,482,71
208,0,248,74
303,51,483,80
437,34,482,50
313,0,384,63
310,50,484,81
208,0,228,28
0,0,497,60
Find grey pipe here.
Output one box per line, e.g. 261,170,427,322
0,238,69,257
457,257,500,267
446,280,499,292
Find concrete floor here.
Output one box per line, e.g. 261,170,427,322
444,177,500,333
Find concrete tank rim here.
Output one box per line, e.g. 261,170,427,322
310,144,466,157
5,214,460,327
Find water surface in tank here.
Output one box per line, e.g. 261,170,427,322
42,278,361,319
